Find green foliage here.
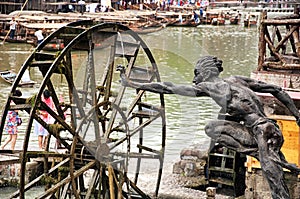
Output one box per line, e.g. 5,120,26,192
25,94,38,107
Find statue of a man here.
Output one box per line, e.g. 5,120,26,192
117,55,300,199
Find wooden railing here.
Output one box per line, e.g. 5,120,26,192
257,8,300,71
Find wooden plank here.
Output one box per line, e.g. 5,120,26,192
257,11,267,71
263,62,300,69
30,60,54,67
0,154,19,165
0,2,22,5
34,52,57,61
263,19,300,25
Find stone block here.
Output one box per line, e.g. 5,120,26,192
173,159,206,176
180,142,210,161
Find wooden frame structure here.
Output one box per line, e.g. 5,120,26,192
258,8,300,71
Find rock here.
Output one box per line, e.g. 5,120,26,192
176,175,207,188
180,142,210,161
173,142,211,188
206,186,217,198
173,159,206,176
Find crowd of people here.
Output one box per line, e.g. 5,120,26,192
158,0,209,9
58,0,209,13
0,89,55,151
59,0,111,13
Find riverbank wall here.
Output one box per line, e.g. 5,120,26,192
0,156,41,187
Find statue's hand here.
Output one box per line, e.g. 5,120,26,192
116,65,129,87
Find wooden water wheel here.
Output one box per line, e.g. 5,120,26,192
0,21,166,198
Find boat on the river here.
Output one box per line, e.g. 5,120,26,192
0,70,35,87
156,11,200,27
130,24,165,34
205,10,226,25
167,18,199,27
229,17,239,25
229,11,241,25
0,36,27,43
244,13,258,27
27,38,65,51
210,17,225,25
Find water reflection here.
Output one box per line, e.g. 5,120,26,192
0,25,258,166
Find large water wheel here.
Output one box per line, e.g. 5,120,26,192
0,21,166,198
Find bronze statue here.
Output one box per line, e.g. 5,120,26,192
117,55,300,199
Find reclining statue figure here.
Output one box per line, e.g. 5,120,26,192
117,55,300,199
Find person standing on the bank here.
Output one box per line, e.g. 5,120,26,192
0,90,22,150
78,0,85,15
34,29,44,45
193,11,200,23
9,17,17,39
199,7,204,19
34,90,54,150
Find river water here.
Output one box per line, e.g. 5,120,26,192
140,24,259,162
0,23,259,159
0,21,261,197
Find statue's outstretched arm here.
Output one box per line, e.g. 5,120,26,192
117,65,208,97
236,76,300,125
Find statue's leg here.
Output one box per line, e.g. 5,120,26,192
253,121,290,199
205,120,258,157
278,151,300,173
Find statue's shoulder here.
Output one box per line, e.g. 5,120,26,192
224,75,248,84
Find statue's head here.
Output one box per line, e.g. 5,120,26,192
193,56,223,84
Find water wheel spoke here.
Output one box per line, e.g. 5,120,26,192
36,160,96,199
109,113,160,151
84,169,99,198
45,83,66,118
61,182,71,198
125,176,152,199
